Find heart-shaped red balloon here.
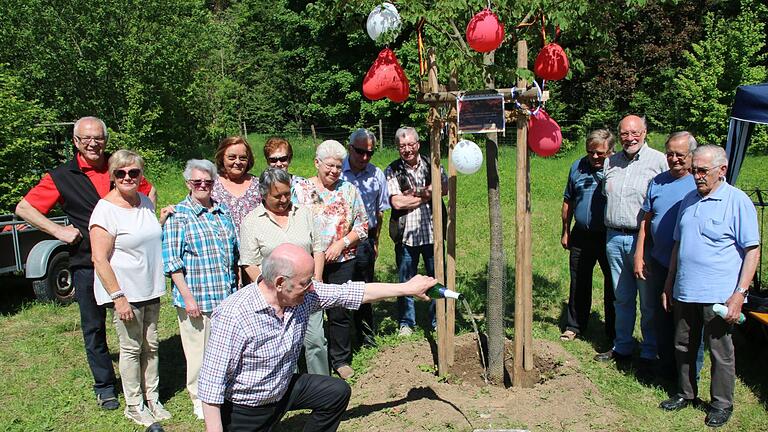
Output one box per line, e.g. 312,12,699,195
527,109,562,157
466,9,505,53
534,43,569,81
362,48,410,103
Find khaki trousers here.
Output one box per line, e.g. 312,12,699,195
177,307,212,404
112,301,160,406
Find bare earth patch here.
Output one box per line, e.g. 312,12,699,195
338,334,621,431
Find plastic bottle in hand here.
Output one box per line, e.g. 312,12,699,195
712,303,746,324
426,283,462,300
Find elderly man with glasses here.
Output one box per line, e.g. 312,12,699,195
595,115,667,379
341,129,390,348
658,145,759,428
385,126,447,336
15,117,156,411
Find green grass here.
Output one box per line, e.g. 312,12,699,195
1,133,767,431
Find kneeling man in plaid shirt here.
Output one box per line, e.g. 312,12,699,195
198,243,437,432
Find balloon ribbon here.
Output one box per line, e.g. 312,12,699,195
417,17,427,76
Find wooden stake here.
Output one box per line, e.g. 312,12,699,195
378,119,384,149
311,124,317,146
446,69,458,367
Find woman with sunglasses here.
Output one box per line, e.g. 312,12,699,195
263,137,313,197
293,140,368,380
161,159,239,420
211,136,261,231
89,150,170,426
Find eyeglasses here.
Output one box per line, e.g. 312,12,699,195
113,168,141,179
268,155,290,164
619,130,645,138
351,146,375,157
188,179,214,188
398,141,418,150
318,160,343,171
692,165,720,176
76,135,106,144
284,276,314,292
665,151,690,159
226,155,249,162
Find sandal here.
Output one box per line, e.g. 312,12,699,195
560,330,577,341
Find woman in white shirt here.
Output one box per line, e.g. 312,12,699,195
89,150,169,427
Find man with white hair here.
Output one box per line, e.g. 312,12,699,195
198,243,437,432
658,145,759,428
15,117,156,410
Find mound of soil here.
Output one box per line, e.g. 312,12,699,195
339,334,619,431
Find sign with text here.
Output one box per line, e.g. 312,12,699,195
457,93,505,134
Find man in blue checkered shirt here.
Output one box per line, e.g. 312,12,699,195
198,243,437,432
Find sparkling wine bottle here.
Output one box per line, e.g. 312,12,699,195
426,283,462,299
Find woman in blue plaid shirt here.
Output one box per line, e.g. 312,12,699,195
161,159,239,420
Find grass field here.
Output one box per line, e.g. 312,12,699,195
1,133,767,431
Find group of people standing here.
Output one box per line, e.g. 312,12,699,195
14,116,447,430
560,115,760,428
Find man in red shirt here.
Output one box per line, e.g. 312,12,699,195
15,116,156,410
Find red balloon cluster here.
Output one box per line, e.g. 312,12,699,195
466,9,505,53
527,109,562,157
534,43,569,81
362,48,410,103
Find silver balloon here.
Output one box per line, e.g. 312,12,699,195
452,140,483,175
366,3,401,43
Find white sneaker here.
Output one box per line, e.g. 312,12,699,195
398,325,413,336
124,403,156,426
193,400,204,420
147,399,172,421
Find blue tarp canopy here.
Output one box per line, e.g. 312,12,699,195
725,83,768,184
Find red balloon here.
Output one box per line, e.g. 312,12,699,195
362,48,410,103
466,9,505,53
534,43,569,81
527,109,562,157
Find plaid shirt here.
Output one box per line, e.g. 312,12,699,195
197,278,364,406
162,195,239,312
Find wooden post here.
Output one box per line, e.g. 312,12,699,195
513,40,534,387
427,48,448,376
311,124,317,146
378,119,384,149
445,69,458,366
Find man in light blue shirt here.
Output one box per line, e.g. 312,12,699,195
658,145,760,428
633,131,697,378
342,129,390,347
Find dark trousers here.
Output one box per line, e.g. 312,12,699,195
395,242,436,329
353,238,376,347
564,228,615,340
324,260,356,370
73,267,117,398
221,373,351,432
674,301,735,410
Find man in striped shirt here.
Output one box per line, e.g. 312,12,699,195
198,243,437,432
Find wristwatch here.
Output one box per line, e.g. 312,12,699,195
343,236,351,248
736,287,749,298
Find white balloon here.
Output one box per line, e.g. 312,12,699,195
452,140,483,175
366,3,401,43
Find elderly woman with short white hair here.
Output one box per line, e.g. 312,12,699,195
89,150,169,426
162,159,239,420
293,140,368,380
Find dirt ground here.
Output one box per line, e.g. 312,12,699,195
334,334,620,431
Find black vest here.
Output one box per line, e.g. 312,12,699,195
49,157,110,269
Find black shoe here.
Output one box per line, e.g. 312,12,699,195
97,394,120,411
659,396,697,411
705,407,733,427
594,349,631,363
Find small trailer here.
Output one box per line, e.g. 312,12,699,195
0,214,74,303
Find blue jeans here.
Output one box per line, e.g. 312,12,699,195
395,243,436,328
606,230,657,359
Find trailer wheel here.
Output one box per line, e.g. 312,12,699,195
32,251,74,304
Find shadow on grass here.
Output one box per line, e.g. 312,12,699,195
275,386,473,431
0,275,37,316
158,333,186,401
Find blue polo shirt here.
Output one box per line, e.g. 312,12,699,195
563,157,606,232
641,171,696,267
673,182,759,303
341,159,390,231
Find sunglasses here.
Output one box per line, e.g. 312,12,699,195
114,168,141,179
351,146,375,157
188,179,214,188
268,155,290,164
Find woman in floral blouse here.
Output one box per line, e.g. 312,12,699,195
293,139,368,380
211,136,261,231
